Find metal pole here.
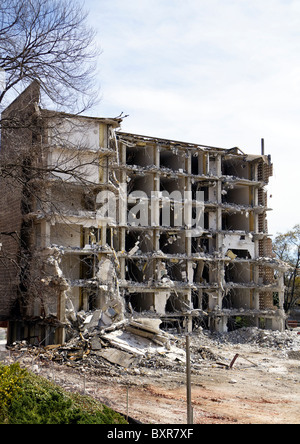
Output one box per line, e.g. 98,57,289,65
186,334,193,424
126,386,129,422
229,353,239,369
261,138,264,155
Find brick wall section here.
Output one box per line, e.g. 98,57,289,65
0,178,23,319
0,81,40,320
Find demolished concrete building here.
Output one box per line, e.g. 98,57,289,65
0,82,288,345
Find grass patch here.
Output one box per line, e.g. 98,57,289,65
0,363,127,424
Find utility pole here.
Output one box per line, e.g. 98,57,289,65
126,386,129,422
186,334,193,424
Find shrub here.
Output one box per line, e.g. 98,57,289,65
0,363,127,424
0,363,25,421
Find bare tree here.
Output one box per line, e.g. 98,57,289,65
0,77,122,341
273,225,300,313
0,1,125,342
0,0,103,210
0,0,99,112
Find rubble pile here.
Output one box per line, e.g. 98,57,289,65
7,314,189,374
194,346,221,362
213,327,300,350
6,315,300,377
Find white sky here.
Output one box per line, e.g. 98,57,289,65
84,0,300,236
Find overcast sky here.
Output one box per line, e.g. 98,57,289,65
84,0,300,236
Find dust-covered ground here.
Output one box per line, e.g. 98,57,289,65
2,327,300,424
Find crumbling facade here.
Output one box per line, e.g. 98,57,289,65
0,82,288,345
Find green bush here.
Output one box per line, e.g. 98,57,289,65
0,363,25,421
0,363,127,424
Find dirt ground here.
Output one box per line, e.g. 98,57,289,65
2,328,300,424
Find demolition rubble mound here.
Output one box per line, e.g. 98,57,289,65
5,320,300,426
7,314,185,375
211,326,300,350
6,309,300,377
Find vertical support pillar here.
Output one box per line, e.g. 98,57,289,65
186,334,193,424
40,220,51,248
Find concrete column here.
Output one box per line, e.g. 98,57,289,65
40,221,51,248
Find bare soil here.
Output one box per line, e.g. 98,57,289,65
3,330,300,424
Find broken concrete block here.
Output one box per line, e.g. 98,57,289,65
128,241,140,256
102,331,147,356
132,318,163,334
107,307,117,318
84,314,93,325
99,319,129,334
97,348,138,368
226,250,237,260
99,312,113,327
126,325,156,340
90,336,102,351
84,310,102,329
96,258,115,283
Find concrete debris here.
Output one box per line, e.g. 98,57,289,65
211,326,300,350
96,348,139,368
226,250,237,260
196,346,221,361
101,330,149,357
6,318,300,381
89,336,103,351
6,311,184,371
128,241,140,256
125,318,170,348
